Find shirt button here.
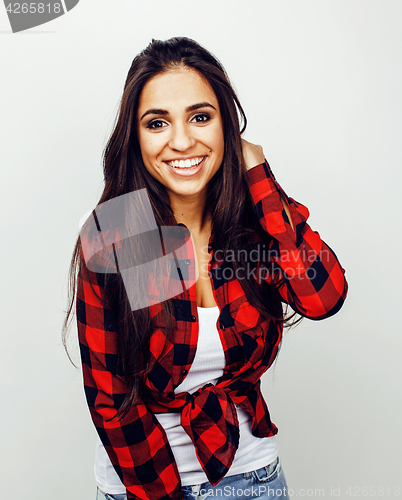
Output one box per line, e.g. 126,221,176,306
190,315,197,322
184,259,191,265
182,369,188,375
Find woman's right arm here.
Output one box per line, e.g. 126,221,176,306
76,257,183,500
241,139,348,320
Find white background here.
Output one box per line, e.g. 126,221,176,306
1,1,401,498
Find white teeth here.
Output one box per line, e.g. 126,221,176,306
167,157,205,168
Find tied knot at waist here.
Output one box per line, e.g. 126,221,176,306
145,384,240,485
180,384,239,486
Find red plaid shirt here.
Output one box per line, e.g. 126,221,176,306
77,161,348,499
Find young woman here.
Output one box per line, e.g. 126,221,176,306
64,37,348,500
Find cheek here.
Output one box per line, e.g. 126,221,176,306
213,130,225,159
212,122,224,154
138,135,156,164
203,124,224,155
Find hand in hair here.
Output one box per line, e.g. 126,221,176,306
241,138,265,171
242,138,294,231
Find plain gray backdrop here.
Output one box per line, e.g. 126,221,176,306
1,1,401,498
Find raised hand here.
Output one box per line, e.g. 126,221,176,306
241,138,265,171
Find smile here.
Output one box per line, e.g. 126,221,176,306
165,156,206,169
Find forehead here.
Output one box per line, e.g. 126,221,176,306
138,68,219,112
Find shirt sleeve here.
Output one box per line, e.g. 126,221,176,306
76,256,183,500
245,160,348,319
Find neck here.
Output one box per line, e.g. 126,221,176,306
169,191,211,235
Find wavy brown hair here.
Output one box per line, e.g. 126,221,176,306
63,37,298,415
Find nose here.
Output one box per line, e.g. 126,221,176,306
168,123,196,151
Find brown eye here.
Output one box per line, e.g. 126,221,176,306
191,113,211,123
147,119,167,130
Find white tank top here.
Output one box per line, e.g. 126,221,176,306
94,306,278,494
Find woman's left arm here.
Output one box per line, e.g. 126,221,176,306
242,139,348,320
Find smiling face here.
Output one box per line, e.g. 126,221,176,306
137,67,225,208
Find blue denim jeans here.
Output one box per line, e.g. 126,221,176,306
96,456,289,499
96,490,126,500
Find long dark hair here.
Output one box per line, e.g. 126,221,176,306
63,37,298,414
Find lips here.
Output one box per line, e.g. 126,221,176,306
165,156,205,169
163,156,207,177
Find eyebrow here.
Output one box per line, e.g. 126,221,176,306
139,102,216,121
